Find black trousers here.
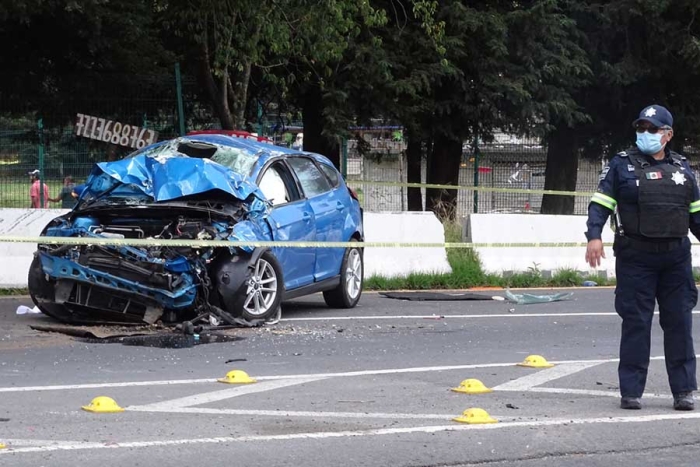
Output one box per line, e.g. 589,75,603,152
614,236,698,397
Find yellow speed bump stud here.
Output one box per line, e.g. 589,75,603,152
0,442,6,449
81,396,124,413
217,369,256,384
452,408,498,424
451,378,493,394
517,354,554,368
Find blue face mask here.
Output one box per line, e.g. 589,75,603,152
636,131,665,155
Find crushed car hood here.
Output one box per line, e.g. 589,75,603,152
80,142,268,210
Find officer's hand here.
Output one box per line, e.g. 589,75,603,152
585,239,605,268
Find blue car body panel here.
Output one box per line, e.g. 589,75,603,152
35,133,363,316
267,200,317,290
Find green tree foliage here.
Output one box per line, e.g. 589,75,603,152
540,0,700,214
4,0,700,218
161,0,386,151
0,0,173,119
369,0,591,218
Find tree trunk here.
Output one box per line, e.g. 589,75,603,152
198,41,234,130
228,60,252,129
540,126,579,214
426,134,462,220
302,84,340,168
405,131,423,211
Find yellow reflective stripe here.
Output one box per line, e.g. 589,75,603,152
591,192,617,210
690,200,700,214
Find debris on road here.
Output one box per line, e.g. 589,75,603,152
15,305,41,315
504,288,573,305
380,291,496,301
29,323,243,348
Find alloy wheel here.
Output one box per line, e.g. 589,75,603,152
243,258,278,317
345,249,362,300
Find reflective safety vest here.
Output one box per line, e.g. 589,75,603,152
619,150,694,238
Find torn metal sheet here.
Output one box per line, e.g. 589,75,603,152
379,291,496,301
504,288,574,305
30,324,158,339
82,139,268,207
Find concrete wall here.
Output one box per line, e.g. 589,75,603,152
363,212,452,278
0,208,71,288
467,213,700,278
0,209,452,288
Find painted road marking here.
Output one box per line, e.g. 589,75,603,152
0,356,672,393
281,310,700,321
526,387,670,399
492,362,604,391
127,407,499,420
129,362,608,416
128,377,327,411
5,412,700,454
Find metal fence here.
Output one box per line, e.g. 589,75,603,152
344,136,606,217
6,70,698,215
0,69,193,208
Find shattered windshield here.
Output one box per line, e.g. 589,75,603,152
127,139,259,176
209,147,257,176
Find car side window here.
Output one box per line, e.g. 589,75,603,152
318,162,340,188
287,157,332,198
258,164,291,206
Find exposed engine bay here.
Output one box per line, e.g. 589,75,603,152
28,138,280,327
29,200,271,327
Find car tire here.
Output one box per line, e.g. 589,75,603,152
323,239,363,309
231,250,284,321
27,255,74,323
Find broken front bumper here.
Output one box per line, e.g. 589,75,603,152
35,252,199,323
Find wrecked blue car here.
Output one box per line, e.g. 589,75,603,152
28,133,364,325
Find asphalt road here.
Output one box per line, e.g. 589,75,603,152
2,288,700,466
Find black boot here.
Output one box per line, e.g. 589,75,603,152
620,397,642,410
673,392,695,411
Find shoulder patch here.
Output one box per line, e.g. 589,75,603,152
599,165,611,181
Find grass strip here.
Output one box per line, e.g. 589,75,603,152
365,221,616,290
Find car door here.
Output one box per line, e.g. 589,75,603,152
286,156,345,282
257,161,316,290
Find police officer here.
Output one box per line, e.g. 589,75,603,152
585,104,700,411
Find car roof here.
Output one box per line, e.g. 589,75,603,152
182,133,337,169
131,133,340,179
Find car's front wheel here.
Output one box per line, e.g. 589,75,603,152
27,255,74,323
231,251,283,321
323,240,363,309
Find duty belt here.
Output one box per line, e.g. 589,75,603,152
616,236,684,252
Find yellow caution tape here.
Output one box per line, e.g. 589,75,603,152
0,235,609,248
347,180,596,197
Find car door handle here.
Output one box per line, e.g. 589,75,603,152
336,202,345,211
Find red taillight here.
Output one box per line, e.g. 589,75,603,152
348,186,359,201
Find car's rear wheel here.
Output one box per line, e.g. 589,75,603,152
232,251,283,321
323,240,363,308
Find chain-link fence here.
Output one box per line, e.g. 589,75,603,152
344,134,607,217
0,69,199,208
7,74,696,216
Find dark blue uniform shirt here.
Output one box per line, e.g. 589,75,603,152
586,149,700,241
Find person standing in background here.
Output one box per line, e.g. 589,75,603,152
49,176,77,209
28,169,50,208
